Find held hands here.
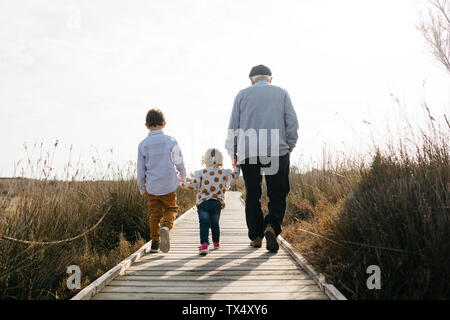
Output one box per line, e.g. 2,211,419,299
177,176,186,185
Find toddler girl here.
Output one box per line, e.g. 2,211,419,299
180,148,240,255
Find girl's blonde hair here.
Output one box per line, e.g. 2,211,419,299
202,148,223,166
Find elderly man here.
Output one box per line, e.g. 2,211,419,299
225,65,299,252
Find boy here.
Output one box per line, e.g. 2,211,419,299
137,108,186,253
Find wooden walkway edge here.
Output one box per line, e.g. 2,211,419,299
72,191,346,300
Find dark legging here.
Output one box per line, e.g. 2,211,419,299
197,199,222,245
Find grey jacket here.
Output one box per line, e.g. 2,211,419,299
225,80,299,162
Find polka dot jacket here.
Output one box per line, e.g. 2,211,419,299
180,166,240,208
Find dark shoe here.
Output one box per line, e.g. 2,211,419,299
249,237,262,248
264,225,279,252
150,240,160,253
160,227,170,253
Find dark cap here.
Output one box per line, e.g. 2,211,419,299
249,64,272,77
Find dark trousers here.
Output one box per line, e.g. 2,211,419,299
197,199,222,245
240,154,290,240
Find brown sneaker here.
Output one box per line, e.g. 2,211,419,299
249,237,262,248
264,225,279,252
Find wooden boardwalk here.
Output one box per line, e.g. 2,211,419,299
73,191,345,300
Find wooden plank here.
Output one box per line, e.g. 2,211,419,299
167,238,258,240
129,258,298,267
137,256,293,263
170,233,248,235
155,249,278,253
110,279,317,287
123,269,305,277
168,242,253,246
152,250,288,254
161,242,258,244
127,265,300,271
137,253,290,260
145,249,288,254
154,243,269,245
169,234,250,236
169,236,253,238
116,274,311,281
180,230,247,231
173,224,247,226
101,284,323,294
156,245,278,249
137,257,292,263
172,226,247,228
174,224,247,226
167,242,258,244
132,256,294,263
146,249,276,252
93,292,328,300
129,261,297,269
168,236,254,239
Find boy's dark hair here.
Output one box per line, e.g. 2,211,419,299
146,108,165,127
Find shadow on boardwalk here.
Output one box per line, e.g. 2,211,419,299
113,247,276,298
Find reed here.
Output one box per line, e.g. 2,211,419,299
278,111,449,299
0,159,196,299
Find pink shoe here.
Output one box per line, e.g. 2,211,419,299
198,242,208,256
213,242,220,250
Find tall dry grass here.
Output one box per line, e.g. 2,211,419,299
278,111,449,299
0,156,196,299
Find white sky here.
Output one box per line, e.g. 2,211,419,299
0,0,449,178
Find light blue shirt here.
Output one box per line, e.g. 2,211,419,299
137,130,186,196
225,80,299,161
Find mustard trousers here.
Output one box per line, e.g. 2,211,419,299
146,191,178,242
